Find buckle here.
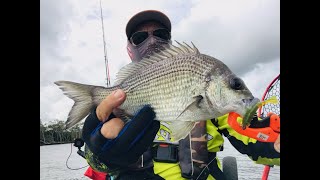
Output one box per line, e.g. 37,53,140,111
152,143,179,163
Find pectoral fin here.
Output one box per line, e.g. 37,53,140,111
168,121,196,141
176,95,203,120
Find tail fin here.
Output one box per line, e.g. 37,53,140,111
54,81,96,129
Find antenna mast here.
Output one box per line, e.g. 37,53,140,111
99,0,111,87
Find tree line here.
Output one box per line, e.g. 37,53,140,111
40,119,83,146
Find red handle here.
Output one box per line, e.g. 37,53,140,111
228,112,279,142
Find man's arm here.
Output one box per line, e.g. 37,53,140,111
213,114,280,166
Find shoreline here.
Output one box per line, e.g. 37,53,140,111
40,142,73,146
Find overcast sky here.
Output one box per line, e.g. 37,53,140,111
40,0,280,124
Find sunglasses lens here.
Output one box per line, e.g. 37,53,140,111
153,29,171,40
131,32,148,45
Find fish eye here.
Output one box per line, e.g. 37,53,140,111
230,77,244,90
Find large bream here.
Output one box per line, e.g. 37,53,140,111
55,42,260,141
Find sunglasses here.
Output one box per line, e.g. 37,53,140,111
130,28,171,46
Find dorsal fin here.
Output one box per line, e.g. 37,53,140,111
114,41,201,85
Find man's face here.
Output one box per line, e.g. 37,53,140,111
133,21,166,35
127,21,171,62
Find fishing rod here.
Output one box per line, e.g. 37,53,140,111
65,1,111,171
100,0,111,87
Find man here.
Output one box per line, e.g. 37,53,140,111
82,10,280,180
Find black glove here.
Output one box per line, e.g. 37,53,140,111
82,105,160,169
249,114,271,128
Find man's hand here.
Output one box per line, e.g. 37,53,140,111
96,90,127,139
82,89,160,168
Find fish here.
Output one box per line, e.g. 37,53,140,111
241,96,279,129
55,41,260,141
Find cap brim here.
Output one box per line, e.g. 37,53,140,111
126,10,171,39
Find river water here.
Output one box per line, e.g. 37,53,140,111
40,139,280,180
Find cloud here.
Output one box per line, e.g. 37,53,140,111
174,0,280,75
241,58,280,98
40,0,280,123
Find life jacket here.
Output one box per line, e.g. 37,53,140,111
151,120,225,180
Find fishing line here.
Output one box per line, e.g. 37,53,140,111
195,143,224,180
65,143,89,170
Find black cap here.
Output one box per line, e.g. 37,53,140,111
125,10,171,39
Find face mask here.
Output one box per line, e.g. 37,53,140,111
127,29,171,62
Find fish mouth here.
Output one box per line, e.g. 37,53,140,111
236,97,260,117
242,97,260,108
239,97,261,129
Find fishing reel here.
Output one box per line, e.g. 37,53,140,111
74,138,85,158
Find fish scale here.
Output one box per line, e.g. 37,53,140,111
120,59,205,119
55,42,259,141
121,60,198,106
